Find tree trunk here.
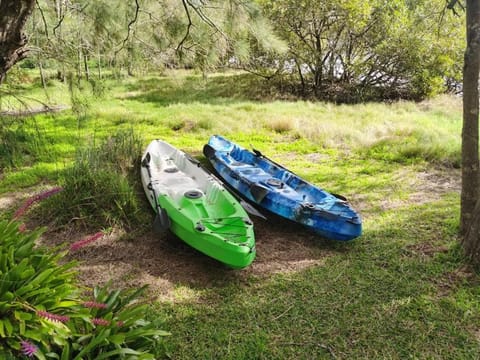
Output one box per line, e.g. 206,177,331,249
0,0,36,84
84,54,90,82
294,58,306,96
461,0,480,262
463,198,480,260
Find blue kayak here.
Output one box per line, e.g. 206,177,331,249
203,135,362,241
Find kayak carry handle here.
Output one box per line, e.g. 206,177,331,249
252,148,263,157
142,152,171,232
203,144,216,159
331,193,348,202
141,152,151,168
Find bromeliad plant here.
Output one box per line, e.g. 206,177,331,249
60,285,169,360
0,220,169,359
0,220,79,358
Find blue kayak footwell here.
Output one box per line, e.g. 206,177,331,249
203,135,362,241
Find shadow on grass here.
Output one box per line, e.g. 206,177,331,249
151,200,478,359
48,194,456,295
30,184,478,358
55,213,344,294
122,73,285,107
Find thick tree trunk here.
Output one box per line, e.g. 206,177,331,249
463,198,480,260
461,0,480,262
0,0,36,84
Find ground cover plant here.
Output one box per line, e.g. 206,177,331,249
0,71,478,359
0,220,169,359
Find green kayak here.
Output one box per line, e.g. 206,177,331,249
140,140,256,269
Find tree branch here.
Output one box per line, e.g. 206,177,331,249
447,0,466,16
115,0,140,56
185,0,227,40
177,0,193,54
35,0,49,39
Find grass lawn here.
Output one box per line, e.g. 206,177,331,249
1,70,478,359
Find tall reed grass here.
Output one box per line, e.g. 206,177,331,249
38,129,147,230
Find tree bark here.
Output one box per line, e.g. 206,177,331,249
461,0,480,262
0,0,36,84
463,197,480,260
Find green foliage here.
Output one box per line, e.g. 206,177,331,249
0,220,78,358
38,130,145,230
259,0,464,101
26,0,284,82
0,220,168,359
0,117,48,169
57,285,170,360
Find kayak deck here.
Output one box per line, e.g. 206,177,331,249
204,135,362,241
141,140,256,268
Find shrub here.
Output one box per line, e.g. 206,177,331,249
94,129,144,179
0,221,78,358
0,220,169,359
38,130,147,230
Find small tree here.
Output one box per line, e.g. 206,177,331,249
0,0,35,84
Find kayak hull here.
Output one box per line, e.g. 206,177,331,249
141,140,255,268
203,135,362,241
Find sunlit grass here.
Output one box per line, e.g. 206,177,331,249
153,196,478,359
0,71,462,216
1,71,475,359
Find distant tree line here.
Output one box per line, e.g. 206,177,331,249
254,0,464,102
1,0,465,102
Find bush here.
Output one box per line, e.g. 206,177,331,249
39,130,147,230
0,221,78,358
0,220,169,359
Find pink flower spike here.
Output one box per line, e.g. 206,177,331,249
116,320,125,327
70,232,104,251
18,223,27,233
34,187,63,201
37,310,70,323
91,318,110,326
83,301,108,309
20,340,38,358
13,198,35,220
13,187,63,220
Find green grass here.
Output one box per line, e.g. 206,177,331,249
155,197,477,359
0,72,462,186
0,70,477,359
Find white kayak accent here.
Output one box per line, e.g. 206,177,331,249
140,140,224,210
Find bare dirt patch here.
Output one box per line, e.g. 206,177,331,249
36,217,335,302
379,167,460,211
0,188,37,212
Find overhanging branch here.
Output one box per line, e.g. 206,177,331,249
115,0,140,56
